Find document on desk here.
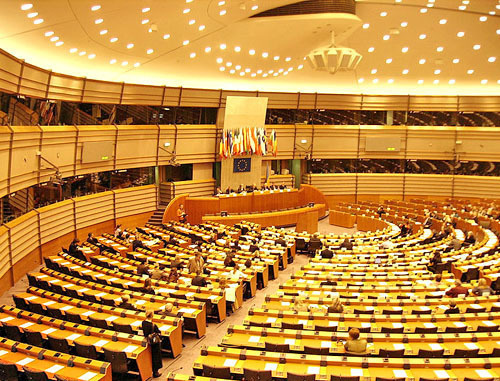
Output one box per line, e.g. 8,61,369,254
79,371,98,381
393,370,408,378
476,369,493,378
94,339,109,347
223,358,237,367
20,322,35,329
350,368,363,377
16,357,35,366
42,328,57,334
264,363,277,371
0,350,8,357
248,336,260,343
307,366,320,374
124,345,138,353
45,364,65,373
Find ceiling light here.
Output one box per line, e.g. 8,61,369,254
481,79,488,84
467,69,474,74
383,35,390,40
257,69,263,74
453,58,460,63
50,36,59,42
386,58,393,64
388,79,394,83
163,34,170,39
402,47,409,53
216,57,223,63
230,69,235,74
100,29,108,35
263,73,268,77
205,47,211,53
262,52,268,58
449,79,455,84
189,19,195,25
273,73,279,77
219,66,225,71
220,10,226,15
363,23,369,29
245,68,250,73
127,43,134,49
497,29,500,35
142,7,150,13
198,25,205,31
380,11,387,16
226,62,232,67
400,21,408,27
147,48,154,54
249,49,255,55
274,56,280,61
433,79,439,84
419,59,426,64
234,46,241,52
368,47,375,52
218,1,225,5
95,18,103,24
79,51,86,56
251,73,257,77
418,79,424,84
190,52,196,58
458,5,466,10
419,34,426,39
488,57,497,62
479,16,487,21
402,69,409,74
33,18,44,24
473,44,481,50
186,0,193,2
141,19,149,24
490,11,495,15
462,0,469,3
55,41,64,46
427,3,434,7
251,5,258,10
298,64,304,70
420,8,427,13
358,78,364,83
434,69,441,74
373,78,379,83
134,62,140,67
220,43,226,50
110,37,118,42
371,69,377,74
21,4,33,11
121,61,128,66
457,31,465,37
285,57,291,62
91,5,101,11
439,19,447,24
235,65,241,70
88,53,96,59
183,40,190,45
109,59,116,64
44,31,54,37
69,48,78,53
27,12,38,18
183,8,190,13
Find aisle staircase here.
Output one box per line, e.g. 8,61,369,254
147,203,168,225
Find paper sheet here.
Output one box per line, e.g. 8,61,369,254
45,364,65,373
434,370,450,379
16,357,35,366
79,371,98,381
124,345,138,353
94,340,109,347
249,336,260,343
264,363,277,371
223,358,237,367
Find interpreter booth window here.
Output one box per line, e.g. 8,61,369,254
165,164,193,182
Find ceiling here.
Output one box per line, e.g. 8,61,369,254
0,0,498,96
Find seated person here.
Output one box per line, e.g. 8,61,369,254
320,247,334,258
150,265,163,280
170,254,184,270
224,254,236,268
192,275,208,287
87,233,99,245
244,259,252,269
445,280,469,297
164,267,179,283
444,301,460,314
472,278,494,296
344,328,367,353
137,261,150,277
237,184,245,193
309,234,322,249
69,238,82,255
228,265,245,281
328,297,344,313
279,182,287,190
427,252,442,273
115,294,135,310
432,274,443,287
464,231,476,246
215,187,222,195
275,237,287,247
293,297,309,312
339,238,353,250
132,238,147,251
449,237,462,251
141,277,154,294
161,303,178,318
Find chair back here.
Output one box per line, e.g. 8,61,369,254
0,360,19,381
103,347,129,374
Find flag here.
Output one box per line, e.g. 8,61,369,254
233,158,251,173
265,162,270,185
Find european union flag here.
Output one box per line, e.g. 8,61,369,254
233,158,251,173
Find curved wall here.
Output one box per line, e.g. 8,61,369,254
0,185,157,295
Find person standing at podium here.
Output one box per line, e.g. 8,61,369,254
177,204,187,223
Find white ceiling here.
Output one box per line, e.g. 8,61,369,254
0,0,499,96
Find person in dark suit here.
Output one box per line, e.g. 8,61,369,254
87,233,99,245
339,238,353,250
444,301,460,314
275,237,287,247
192,275,208,287
137,261,150,277
170,254,183,270
68,238,85,260
116,294,135,310
320,248,334,259
427,252,442,273
132,238,147,251
464,231,476,245
142,310,162,378
309,234,322,247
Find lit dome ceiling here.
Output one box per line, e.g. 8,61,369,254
0,0,498,95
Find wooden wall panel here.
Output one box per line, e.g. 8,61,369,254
39,200,75,244
456,128,500,162
40,126,77,182
115,184,157,218
47,73,84,102
0,51,21,93
0,127,11,197
175,125,217,163
75,125,116,174
316,94,363,110
362,95,409,111
75,192,114,229
179,88,221,108
121,83,164,106
459,96,500,112
19,64,50,98
272,125,296,159
259,92,299,109
7,211,39,267
406,127,456,160
0,226,11,279
409,96,459,111
357,174,404,195
312,126,359,159
454,176,500,199
9,126,42,194
303,173,357,196
115,125,159,169
173,179,216,197
404,175,454,197
81,79,122,104
12,247,40,283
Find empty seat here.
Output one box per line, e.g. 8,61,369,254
304,346,329,355
453,348,479,358
74,341,100,360
23,366,49,381
264,342,289,352
112,322,134,334
88,316,108,329
0,359,20,381
281,322,303,330
46,307,64,320
288,373,316,381
331,376,360,381
243,368,272,381
3,324,24,342
202,364,231,379
417,349,444,358
415,326,438,334
64,311,83,325
376,378,406,381
13,295,29,311
24,330,45,348
103,347,130,375
379,349,404,358
28,303,45,316
47,335,72,354
380,327,404,334
444,326,467,333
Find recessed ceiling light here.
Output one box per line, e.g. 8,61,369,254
205,47,211,53
141,19,149,24
44,31,54,37
434,69,441,74
190,52,196,58
252,5,259,11
226,62,232,67
127,43,134,49
235,65,242,70
263,73,268,77
285,57,291,62
216,58,223,63
489,11,495,15
249,49,256,55
274,56,280,61
449,79,455,84
100,29,108,35
481,79,488,84
420,8,427,13
419,59,426,64
273,73,279,77
189,19,196,25
262,52,269,58
55,41,64,46
433,79,439,84
220,10,226,15
251,73,257,77
230,69,235,74
371,69,377,74
462,0,469,4
467,69,474,74
383,35,390,40
142,7,150,13
88,53,96,59
402,69,409,74
109,59,116,64
95,18,103,24
358,78,364,83
479,16,487,21
245,68,251,73
69,48,78,53
395,0,402,3
380,11,387,16
457,32,466,38
453,58,460,63
50,36,59,42
198,25,205,31
402,47,409,53
400,21,408,27
473,44,481,50
134,62,140,67
110,37,118,42
147,48,154,54
27,12,38,18
121,61,128,66
427,3,434,7
488,57,497,62
91,5,101,11
496,29,500,35
183,8,190,14
257,70,263,74
163,34,170,39
218,1,225,5
33,18,44,24
439,19,447,24
368,47,375,52
418,79,424,84
363,23,370,29
79,51,86,56
458,5,466,10
419,34,426,39
298,64,304,70
183,40,190,45
220,43,226,50
234,46,241,52
388,79,394,83
219,66,225,71
386,58,393,64
373,78,379,83
21,4,33,11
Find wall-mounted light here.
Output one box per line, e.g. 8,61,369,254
300,139,307,144
164,142,171,147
